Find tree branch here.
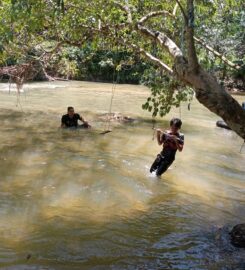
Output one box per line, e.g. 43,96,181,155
136,24,183,59
78,23,108,33
185,0,199,73
39,41,64,54
173,1,241,70
130,44,173,75
175,0,188,22
194,37,242,70
113,1,132,23
173,3,179,16
138,10,174,25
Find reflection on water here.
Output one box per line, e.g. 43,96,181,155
0,81,244,269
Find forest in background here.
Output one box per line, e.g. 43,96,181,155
1,31,244,90
0,0,244,87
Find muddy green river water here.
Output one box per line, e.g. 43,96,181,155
0,81,244,270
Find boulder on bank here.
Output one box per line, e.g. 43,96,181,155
230,224,245,248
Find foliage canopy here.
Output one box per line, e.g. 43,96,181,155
0,0,244,136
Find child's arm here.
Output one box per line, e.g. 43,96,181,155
156,129,164,145
172,135,184,152
176,141,184,152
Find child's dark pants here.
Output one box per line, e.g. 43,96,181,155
150,154,175,176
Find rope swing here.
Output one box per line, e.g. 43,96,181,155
0,62,37,111
100,64,120,135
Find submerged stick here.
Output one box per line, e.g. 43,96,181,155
99,130,112,135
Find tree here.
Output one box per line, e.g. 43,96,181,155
0,0,245,139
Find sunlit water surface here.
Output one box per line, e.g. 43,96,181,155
0,81,244,270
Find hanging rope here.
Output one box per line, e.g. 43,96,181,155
100,36,122,135
152,117,156,140
100,65,120,135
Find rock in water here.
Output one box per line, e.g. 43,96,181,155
26,253,31,260
99,113,135,123
216,120,231,130
230,224,245,248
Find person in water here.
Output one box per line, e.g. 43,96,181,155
61,106,90,128
150,118,184,176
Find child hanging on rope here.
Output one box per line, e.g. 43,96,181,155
150,118,184,177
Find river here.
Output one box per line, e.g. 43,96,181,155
0,81,244,270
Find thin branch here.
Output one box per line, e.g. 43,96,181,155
130,44,173,75
62,38,89,48
125,0,132,23
173,3,178,16
98,19,101,30
78,23,106,32
39,41,64,54
113,1,132,23
113,36,173,75
175,0,187,22
194,37,241,70
138,10,174,25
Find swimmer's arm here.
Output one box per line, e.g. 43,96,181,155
78,114,91,127
78,114,87,123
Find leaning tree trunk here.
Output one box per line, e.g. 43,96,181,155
134,5,245,139
174,57,245,139
170,0,245,139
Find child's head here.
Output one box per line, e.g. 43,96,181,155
170,118,182,132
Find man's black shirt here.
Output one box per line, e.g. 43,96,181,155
61,113,82,127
